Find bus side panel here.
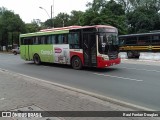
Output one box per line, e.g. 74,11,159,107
31,45,54,63
53,44,70,64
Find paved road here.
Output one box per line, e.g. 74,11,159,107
0,53,160,110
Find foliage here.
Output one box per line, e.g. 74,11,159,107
2,0,160,48
126,5,160,33
80,0,127,34
68,10,84,26
44,12,70,28
0,7,25,50
25,19,41,33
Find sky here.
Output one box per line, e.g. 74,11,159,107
0,0,93,23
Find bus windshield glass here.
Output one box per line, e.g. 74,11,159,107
99,33,119,45
98,28,119,55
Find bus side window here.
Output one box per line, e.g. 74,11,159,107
28,37,33,45
40,36,46,44
125,37,137,45
63,34,68,44
22,37,32,45
68,33,80,49
152,35,160,44
21,38,25,45
138,36,150,45
33,37,39,45
119,38,125,45
47,35,56,44
52,35,56,44
57,35,63,44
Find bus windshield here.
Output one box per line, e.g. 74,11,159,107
99,33,119,45
98,32,119,55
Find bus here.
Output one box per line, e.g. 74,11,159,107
119,32,160,58
20,25,120,69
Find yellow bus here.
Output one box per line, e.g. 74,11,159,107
119,32,160,58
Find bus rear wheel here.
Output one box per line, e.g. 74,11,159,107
33,54,41,65
71,56,82,70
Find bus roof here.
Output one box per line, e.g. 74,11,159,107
20,30,69,38
119,32,160,38
40,25,116,32
20,25,116,38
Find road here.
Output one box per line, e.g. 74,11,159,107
0,53,160,110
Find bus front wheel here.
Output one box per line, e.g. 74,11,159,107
33,54,41,65
71,56,82,70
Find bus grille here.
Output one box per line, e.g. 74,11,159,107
108,52,118,60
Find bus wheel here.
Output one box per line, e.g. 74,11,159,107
127,51,133,58
33,54,41,65
71,56,82,70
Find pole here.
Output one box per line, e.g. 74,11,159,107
51,5,52,19
52,0,54,27
53,0,54,19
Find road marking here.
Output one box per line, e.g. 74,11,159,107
93,73,143,82
120,67,160,73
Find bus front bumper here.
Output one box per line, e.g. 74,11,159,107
97,57,121,68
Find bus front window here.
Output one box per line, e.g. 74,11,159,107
98,33,119,55
105,33,119,45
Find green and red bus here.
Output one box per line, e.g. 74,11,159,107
20,25,120,69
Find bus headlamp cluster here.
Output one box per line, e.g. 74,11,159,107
102,55,109,60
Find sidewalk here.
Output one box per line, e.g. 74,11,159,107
0,69,159,120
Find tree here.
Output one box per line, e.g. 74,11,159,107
44,12,70,28
116,0,160,12
127,5,160,33
68,10,84,26
44,19,53,28
81,0,127,34
53,12,70,27
0,7,25,50
25,19,41,33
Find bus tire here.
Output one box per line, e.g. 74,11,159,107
71,56,82,70
33,54,41,65
127,51,133,58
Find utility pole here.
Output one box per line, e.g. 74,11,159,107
39,0,54,27
52,0,54,27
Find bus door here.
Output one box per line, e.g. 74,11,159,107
83,33,97,67
24,38,31,60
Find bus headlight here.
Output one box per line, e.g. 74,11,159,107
102,55,109,60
